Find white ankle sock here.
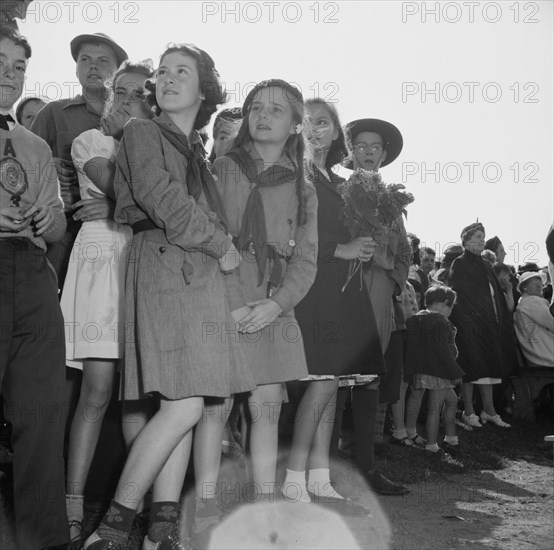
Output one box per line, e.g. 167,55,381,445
425,443,440,453
282,469,310,503
66,493,84,522
392,429,408,440
444,435,459,445
307,468,344,500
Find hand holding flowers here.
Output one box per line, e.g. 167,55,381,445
337,168,414,290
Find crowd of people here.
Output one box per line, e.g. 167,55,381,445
1,20,553,550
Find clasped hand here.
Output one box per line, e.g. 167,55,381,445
231,299,283,333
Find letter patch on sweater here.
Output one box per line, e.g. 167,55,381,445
1,156,28,207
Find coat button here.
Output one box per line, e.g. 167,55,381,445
159,247,166,253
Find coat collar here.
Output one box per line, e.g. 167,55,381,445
154,112,206,153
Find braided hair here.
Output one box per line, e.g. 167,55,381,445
233,80,308,226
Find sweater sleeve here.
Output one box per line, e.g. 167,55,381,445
36,140,66,243
29,103,57,154
116,119,231,259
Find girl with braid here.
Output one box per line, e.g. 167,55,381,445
210,79,317,510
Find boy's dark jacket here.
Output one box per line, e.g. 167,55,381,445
404,311,465,380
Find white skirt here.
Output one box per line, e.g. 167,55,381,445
60,219,132,369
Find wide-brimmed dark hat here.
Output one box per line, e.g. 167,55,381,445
517,262,543,275
70,33,128,66
344,118,403,168
242,79,303,116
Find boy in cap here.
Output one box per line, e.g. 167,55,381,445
30,31,128,542
0,25,68,548
30,32,127,286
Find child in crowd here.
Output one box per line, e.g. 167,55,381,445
15,96,46,129
390,279,424,446
404,284,465,455
208,106,242,164
0,26,68,549
84,43,253,549
61,60,154,543
212,79,317,508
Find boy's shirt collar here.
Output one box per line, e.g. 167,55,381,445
61,94,103,116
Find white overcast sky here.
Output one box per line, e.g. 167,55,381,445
17,1,554,266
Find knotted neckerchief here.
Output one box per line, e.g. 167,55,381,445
226,146,297,287
155,120,228,232
0,113,15,131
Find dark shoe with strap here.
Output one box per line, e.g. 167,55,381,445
442,442,463,458
365,469,410,496
306,489,371,517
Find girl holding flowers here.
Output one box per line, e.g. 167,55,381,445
282,99,384,513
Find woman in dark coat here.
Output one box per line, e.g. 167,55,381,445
283,99,385,512
449,222,517,429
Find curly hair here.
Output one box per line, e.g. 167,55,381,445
103,60,154,118
144,43,226,131
304,98,348,169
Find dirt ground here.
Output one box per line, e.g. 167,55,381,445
1,412,553,549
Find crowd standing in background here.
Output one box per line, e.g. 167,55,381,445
0,15,553,550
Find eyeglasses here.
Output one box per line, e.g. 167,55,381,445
352,143,384,155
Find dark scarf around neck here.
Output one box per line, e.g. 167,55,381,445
225,145,297,286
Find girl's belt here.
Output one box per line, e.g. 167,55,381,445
131,219,158,234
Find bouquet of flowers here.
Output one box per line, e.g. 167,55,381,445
337,168,415,290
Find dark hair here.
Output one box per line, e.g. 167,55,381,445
421,247,436,257
407,232,421,265
304,98,348,169
485,236,502,254
15,96,45,123
408,278,422,295
233,80,308,227
493,262,511,277
441,243,463,268
0,25,31,59
144,43,226,131
425,284,457,308
208,107,243,163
